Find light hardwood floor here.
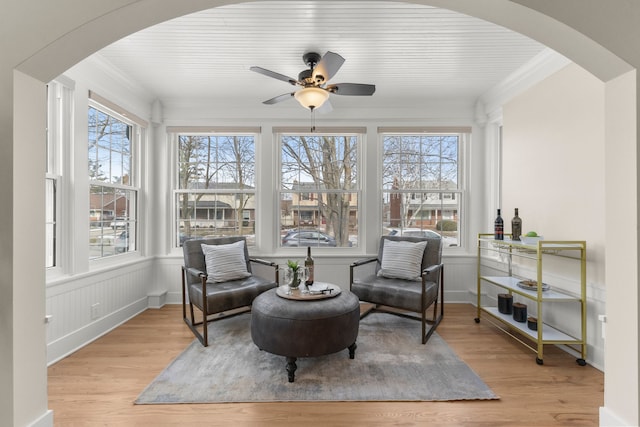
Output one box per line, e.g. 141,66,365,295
48,303,603,426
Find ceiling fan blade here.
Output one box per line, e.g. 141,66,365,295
250,66,298,86
326,83,376,96
312,51,345,83
262,92,295,105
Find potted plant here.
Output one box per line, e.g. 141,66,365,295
286,260,302,289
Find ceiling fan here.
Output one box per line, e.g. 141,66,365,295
250,51,376,112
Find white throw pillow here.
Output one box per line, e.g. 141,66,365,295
201,240,251,283
377,239,428,280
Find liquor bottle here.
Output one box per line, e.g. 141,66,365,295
305,246,314,285
494,209,504,240
511,208,522,241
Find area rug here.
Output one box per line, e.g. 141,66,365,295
135,312,498,404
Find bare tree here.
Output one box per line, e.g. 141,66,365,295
225,135,255,235
382,135,458,229
281,135,356,246
178,135,255,238
88,107,131,184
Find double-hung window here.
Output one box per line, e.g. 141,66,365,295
174,132,257,247
45,81,71,269
88,95,140,259
278,129,362,248
381,130,467,247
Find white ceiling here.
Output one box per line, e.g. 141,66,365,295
94,1,550,110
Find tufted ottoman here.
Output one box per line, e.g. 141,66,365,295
251,286,360,382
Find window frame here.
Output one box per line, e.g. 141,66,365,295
276,129,363,251
171,130,259,248
45,80,72,274
379,129,469,249
87,98,141,260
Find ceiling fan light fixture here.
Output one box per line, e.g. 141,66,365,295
294,87,329,110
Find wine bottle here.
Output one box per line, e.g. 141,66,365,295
304,246,314,285
511,208,522,241
494,209,504,240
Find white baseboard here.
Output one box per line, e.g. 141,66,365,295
599,406,633,426
167,290,184,305
47,297,148,365
29,409,53,427
147,290,168,308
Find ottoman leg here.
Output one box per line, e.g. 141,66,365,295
286,357,297,382
348,342,357,359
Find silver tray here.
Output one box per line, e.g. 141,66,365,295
276,282,342,300
517,280,550,292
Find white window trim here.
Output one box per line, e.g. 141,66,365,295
87,99,142,263
276,129,363,252
378,129,469,250
46,79,74,280
170,130,260,249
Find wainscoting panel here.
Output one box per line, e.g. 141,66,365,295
154,257,185,305
154,254,479,305
46,259,154,364
46,254,605,369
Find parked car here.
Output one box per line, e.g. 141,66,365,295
282,230,340,247
111,217,128,229
388,228,458,247
115,231,129,253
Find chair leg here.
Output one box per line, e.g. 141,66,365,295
422,312,427,344
422,305,443,344
422,267,445,344
358,303,378,319
201,276,209,347
181,266,187,321
182,267,205,346
181,273,209,346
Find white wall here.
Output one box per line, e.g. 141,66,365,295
13,71,51,427
603,69,638,426
501,63,607,368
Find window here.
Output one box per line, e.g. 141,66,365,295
88,101,139,258
175,133,256,246
45,177,57,268
382,132,464,248
45,80,71,269
279,131,360,248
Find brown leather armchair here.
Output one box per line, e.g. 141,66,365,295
182,236,278,346
350,235,444,344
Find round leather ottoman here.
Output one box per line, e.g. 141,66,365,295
251,287,360,382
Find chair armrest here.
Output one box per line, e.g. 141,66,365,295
249,258,278,283
185,267,207,279
350,257,378,286
422,263,443,278
249,258,277,268
350,257,378,268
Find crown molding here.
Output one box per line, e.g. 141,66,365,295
82,53,155,106
477,48,571,123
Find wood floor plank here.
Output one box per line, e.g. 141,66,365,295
47,304,603,426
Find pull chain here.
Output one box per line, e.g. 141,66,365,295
310,106,316,132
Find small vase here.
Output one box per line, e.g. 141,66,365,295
290,269,301,289
286,267,302,289
284,266,308,290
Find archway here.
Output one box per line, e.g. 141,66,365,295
4,1,636,426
